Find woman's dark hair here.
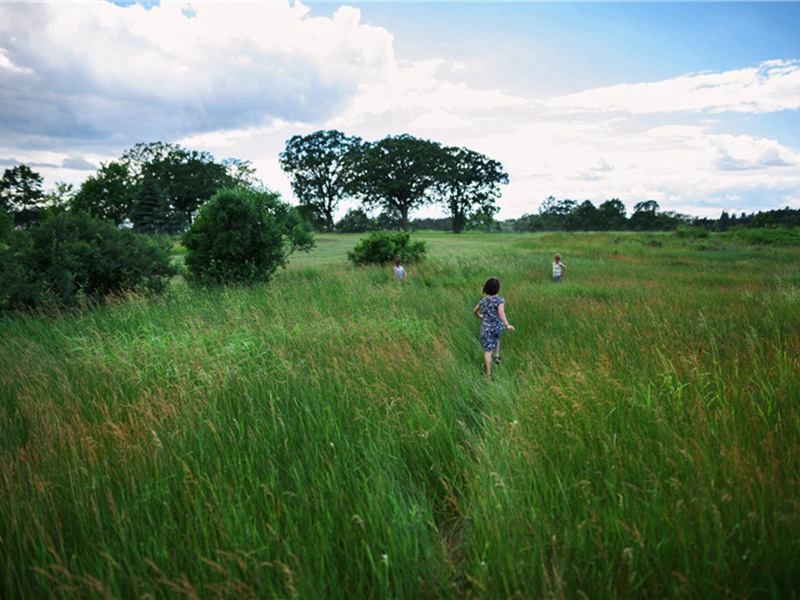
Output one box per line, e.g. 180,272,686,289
483,277,500,295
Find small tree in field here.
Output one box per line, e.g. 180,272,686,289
347,230,426,266
183,188,314,286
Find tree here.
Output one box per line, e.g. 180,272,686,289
438,146,507,234
131,176,171,234
336,208,373,233
717,210,731,232
467,209,501,232
510,213,543,232
279,130,363,232
71,161,137,225
123,142,242,231
348,134,445,231
538,196,578,230
39,182,74,221
630,200,660,231
0,165,45,227
599,198,627,231
183,188,314,286
565,200,603,231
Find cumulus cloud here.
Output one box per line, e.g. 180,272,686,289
0,1,394,144
1,2,799,219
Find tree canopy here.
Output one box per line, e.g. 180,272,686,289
0,164,44,227
279,130,363,232
438,146,508,234
347,134,445,231
71,161,137,225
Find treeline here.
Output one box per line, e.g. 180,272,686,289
503,197,800,233
337,197,800,234
280,130,507,233
0,142,258,235
2,137,798,239
0,143,312,310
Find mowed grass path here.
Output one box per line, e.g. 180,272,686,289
1,231,799,598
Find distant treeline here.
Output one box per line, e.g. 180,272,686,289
386,199,800,234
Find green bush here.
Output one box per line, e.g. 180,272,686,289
727,226,800,246
0,211,177,310
675,225,710,239
183,188,314,286
347,230,426,266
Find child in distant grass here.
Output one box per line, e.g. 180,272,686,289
552,253,566,283
473,277,515,378
393,258,407,282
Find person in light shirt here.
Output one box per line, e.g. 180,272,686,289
393,258,407,282
552,253,566,283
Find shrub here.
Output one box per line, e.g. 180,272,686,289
675,225,710,239
183,188,314,286
347,230,426,266
727,227,800,246
0,211,177,310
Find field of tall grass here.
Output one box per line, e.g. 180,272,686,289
1,231,799,598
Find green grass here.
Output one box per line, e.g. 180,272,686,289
1,231,799,598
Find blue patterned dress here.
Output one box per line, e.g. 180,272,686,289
479,295,505,351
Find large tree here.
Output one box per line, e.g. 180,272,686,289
279,130,363,232
629,199,660,231
599,198,627,231
348,134,445,231
538,196,578,230
0,164,44,227
71,161,137,225
565,200,603,231
122,142,247,231
438,146,507,234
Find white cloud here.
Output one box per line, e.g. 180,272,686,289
546,60,800,115
0,1,395,143
1,2,798,220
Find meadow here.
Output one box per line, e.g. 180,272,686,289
1,231,798,598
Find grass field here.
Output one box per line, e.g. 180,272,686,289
1,231,799,598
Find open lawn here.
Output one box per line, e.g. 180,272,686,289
1,231,799,598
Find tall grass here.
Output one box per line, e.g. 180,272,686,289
1,232,798,598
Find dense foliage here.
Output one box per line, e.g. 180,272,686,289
282,130,508,233
59,142,258,233
0,211,176,310
0,164,44,228
279,130,363,232
347,230,427,266
183,187,314,286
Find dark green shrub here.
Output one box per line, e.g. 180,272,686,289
0,211,177,310
183,188,314,286
727,227,800,246
675,225,710,239
347,230,426,266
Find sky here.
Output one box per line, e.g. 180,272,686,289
1,1,800,221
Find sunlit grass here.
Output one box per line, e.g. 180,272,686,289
1,231,799,598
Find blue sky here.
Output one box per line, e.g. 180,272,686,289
1,1,799,219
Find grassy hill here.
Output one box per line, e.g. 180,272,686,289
1,231,799,598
